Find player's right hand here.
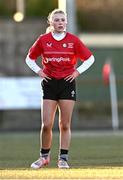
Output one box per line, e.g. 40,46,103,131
37,69,51,82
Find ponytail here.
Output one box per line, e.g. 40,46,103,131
46,26,54,33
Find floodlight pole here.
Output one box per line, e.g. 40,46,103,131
58,0,77,34
16,0,25,15
58,0,66,13
13,0,25,22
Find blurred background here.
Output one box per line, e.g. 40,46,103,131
0,0,123,131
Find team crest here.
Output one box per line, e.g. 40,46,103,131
62,43,67,48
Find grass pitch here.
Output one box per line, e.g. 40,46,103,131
0,131,123,179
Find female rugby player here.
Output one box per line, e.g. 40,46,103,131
25,9,95,169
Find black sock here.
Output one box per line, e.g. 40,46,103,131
41,148,50,154
59,149,68,161
60,149,68,155
40,148,50,158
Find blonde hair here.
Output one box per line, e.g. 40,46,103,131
46,9,67,33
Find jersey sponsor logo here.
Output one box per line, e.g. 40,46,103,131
43,57,71,63
43,58,49,63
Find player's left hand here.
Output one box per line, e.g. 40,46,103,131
64,70,80,82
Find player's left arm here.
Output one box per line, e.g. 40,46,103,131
65,55,95,82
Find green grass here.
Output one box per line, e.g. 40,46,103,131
0,131,123,179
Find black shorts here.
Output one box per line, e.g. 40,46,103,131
41,78,76,101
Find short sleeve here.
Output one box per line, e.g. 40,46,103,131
28,36,43,60
75,37,92,61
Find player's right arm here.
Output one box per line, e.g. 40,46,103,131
25,36,51,81
25,55,51,81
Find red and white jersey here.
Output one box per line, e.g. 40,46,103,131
28,32,92,79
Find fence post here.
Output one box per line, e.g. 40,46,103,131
103,59,119,130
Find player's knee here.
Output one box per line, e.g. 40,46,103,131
59,122,70,131
42,123,52,132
